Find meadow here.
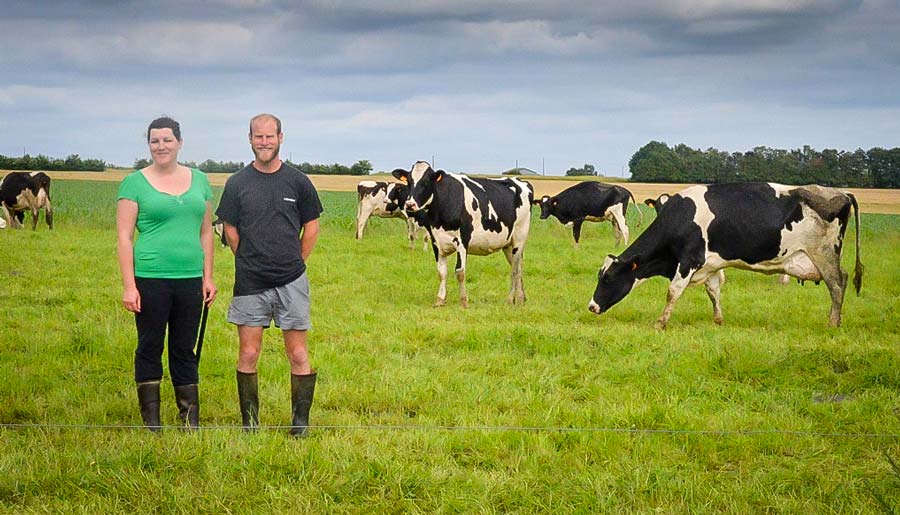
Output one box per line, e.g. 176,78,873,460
1,179,899,514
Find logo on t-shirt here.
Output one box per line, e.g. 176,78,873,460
283,197,296,203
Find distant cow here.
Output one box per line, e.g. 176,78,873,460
0,172,54,230
356,180,423,247
212,219,228,247
643,194,671,214
384,181,430,250
392,161,534,307
590,183,863,328
536,181,642,246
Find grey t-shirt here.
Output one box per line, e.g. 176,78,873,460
216,163,323,296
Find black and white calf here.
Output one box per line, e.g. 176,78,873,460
536,181,642,245
392,161,534,307
0,171,54,230
590,183,863,328
356,180,423,247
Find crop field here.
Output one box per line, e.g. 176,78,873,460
1,178,899,513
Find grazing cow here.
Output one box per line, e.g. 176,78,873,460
535,181,642,246
356,180,422,247
392,161,534,307
0,172,54,230
589,183,863,328
645,192,791,286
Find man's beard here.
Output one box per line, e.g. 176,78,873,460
253,143,280,165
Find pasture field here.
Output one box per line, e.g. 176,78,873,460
1,179,899,514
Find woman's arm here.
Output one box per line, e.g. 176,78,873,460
116,199,141,313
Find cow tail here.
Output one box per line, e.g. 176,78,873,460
630,192,644,227
848,192,864,295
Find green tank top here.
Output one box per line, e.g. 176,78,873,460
117,168,213,278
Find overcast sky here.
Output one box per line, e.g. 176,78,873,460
1,0,898,176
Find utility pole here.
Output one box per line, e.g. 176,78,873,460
542,157,545,176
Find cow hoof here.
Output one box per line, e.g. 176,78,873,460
460,299,469,309
653,320,668,331
714,317,724,326
433,299,446,308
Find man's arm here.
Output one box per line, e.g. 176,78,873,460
300,219,320,262
223,222,240,255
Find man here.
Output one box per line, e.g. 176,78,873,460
216,113,323,436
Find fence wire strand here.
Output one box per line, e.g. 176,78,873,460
1,422,898,439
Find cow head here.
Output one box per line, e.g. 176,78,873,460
384,183,410,214
533,195,557,220
392,161,442,213
643,194,670,214
588,254,640,315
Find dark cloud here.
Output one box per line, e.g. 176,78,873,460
0,0,897,172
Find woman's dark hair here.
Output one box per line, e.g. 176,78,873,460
147,116,181,142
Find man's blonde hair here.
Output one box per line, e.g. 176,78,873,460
249,113,282,135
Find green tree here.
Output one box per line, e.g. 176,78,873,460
628,141,679,182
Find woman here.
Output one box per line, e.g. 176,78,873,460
117,116,216,431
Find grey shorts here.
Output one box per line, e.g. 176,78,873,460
227,273,311,330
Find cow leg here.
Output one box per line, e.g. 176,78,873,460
811,251,848,327
44,198,53,230
656,275,692,330
455,249,469,308
572,220,583,246
0,204,12,229
704,270,726,325
405,218,416,249
503,246,526,305
356,203,372,239
30,207,39,230
434,253,449,307
609,205,630,246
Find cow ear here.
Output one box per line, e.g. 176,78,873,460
630,257,639,271
643,199,656,208
434,169,445,182
392,168,408,183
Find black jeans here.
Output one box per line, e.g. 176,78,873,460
134,277,203,386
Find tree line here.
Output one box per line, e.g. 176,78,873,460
132,158,373,175
0,154,107,172
628,142,900,188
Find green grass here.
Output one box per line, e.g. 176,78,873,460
1,179,899,513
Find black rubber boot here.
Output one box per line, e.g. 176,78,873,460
174,384,200,429
136,381,162,432
290,372,317,437
237,371,260,431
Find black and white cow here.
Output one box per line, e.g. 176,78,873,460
645,192,792,286
590,183,863,328
356,180,423,248
384,182,430,250
643,194,671,215
392,161,534,307
535,181,642,246
0,171,54,230
212,218,229,247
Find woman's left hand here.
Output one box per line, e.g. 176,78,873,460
203,278,217,306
